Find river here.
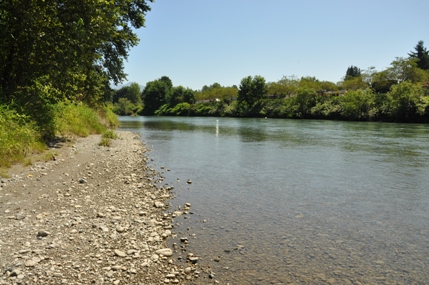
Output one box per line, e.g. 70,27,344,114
120,116,429,284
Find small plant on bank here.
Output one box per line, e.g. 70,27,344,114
102,130,118,139
99,137,112,147
99,130,118,147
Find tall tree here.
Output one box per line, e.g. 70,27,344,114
0,0,153,104
345,66,361,80
238,75,268,107
142,77,172,115
408,40,429,70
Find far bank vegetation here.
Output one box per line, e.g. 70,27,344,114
112,41,429,123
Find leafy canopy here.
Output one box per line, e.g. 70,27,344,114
0,0,153,104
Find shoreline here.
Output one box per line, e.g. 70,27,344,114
0,131,197,284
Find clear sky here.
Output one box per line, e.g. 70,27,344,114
121,0,429,90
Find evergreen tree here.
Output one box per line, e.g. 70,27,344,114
345,66,361,80
408,40,429,70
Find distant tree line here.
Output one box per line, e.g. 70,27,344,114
111,40,429,122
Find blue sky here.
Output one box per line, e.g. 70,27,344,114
121,0,429,90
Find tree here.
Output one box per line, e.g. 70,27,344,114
168,86,195,106
142,77,172,115
238,75,268,107
341,77,368,90
0,0,153,105
345,66,361,80
159,76,173,90
384,81,428,121
195,84,238,102
386,57,427,83
113,83,141,104
408,40,429,70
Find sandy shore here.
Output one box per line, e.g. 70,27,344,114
0,131,197,284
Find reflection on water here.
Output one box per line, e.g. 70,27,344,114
120,116,429,284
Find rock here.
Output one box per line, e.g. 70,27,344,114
188,256,199,264
127,249,138,255
10,269,21,276
154,201,164,208
25,257,41,267
156,248,173,257
37,230,50,237
99,225,109,232
114,249,126,257
186,179,192,184
79,178,87,184
15,213,26,220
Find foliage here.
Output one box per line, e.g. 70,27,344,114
339,89,377,120
113,98,140,115
99,137,112,147
383,81,429,122
0,105,44,168
142,77,172,115
408,40,429,70
0,0,152,105
345,66,361,80
100,105,120,128
168,86,195,106
292,87,318,118
137,40,429,123
53,102,106,137
385,57,427,83
99,130,118,146
341,76,368,91
195,83,238,102
238,75,268,108
113,83,141,104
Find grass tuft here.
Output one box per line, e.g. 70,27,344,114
98,137,112,147
102,130,118,139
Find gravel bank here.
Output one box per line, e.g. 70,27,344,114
0,131,198,285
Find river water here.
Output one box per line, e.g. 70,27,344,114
120,116,429,284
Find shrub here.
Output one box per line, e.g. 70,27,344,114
53,102,106,137
0,105,44,168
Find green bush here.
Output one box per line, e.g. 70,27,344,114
0,105,44,168
170,102,192,116
53,102,106,137
384,81,429,122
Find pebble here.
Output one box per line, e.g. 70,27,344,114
156,248,173,257
37,230,50,237
114,249,126,257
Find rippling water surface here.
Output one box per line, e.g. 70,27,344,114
120,116,429,284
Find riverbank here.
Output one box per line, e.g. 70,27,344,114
0,131,198,284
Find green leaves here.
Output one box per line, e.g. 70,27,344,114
238,75,268,107
0,0,153,106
